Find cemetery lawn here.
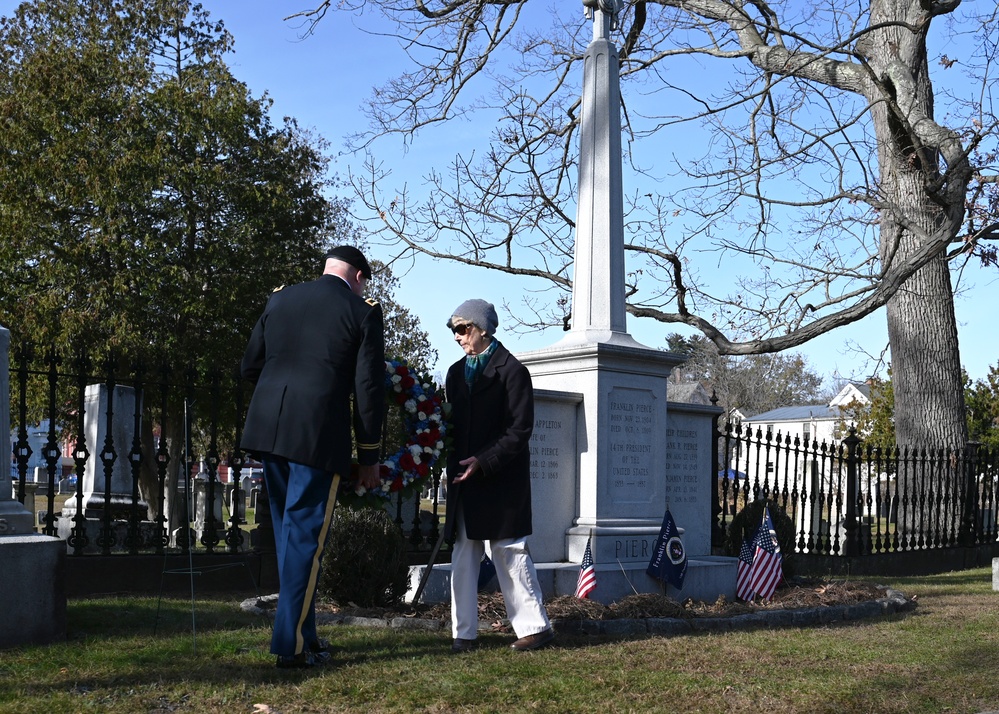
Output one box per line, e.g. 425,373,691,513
1,568,997,714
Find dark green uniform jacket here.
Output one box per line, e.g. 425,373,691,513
240,274,384,476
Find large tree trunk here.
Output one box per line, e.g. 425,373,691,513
866,0,969,541
868,0,968,451
885,256,967,448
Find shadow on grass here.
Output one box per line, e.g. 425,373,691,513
2,600,453,700
68,595,261,640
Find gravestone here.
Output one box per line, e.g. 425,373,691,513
193,477,225,536
58,383,150,550
61,384,147,519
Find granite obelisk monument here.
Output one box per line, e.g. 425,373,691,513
516,0,733,601
561,0,636,349
408,0,734,604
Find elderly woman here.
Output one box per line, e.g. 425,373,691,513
442,299,554,653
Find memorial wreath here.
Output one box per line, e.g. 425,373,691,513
339,359,449,508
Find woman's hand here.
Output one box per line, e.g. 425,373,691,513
452,455,480,484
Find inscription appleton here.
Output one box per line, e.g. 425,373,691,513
529,418,563,481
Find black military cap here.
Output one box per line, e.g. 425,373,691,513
324,245,372,279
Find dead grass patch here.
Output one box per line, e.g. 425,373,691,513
319,577,893,624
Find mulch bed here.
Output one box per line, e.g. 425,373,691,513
318,578,893,628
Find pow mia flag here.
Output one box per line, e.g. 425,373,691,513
647,507,687,590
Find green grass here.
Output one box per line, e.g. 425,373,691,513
2,569,998,713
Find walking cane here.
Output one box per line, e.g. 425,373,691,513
412,484,459,604
411,524,448,604
330,473,341,510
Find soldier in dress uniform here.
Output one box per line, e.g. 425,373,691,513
240,245,385,668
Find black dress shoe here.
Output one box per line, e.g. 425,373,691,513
309,638,331,653
451,638,478,654
276,650,333,669
510,628,554,651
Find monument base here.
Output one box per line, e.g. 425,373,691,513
0,534,66,648
407,556,737,607
62,493,149,520
56,515,162,553
0,498,36,535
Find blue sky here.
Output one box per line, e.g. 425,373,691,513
2,0,993,387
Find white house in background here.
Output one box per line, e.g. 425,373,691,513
727,382,878,548
740,382,872,446
668,381,714,406
9,419,74,482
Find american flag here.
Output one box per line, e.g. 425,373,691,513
735,506,783,602
748,508,783,601
574,537,596,599
735,533,756,601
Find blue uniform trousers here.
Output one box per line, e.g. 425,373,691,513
263,456,340,657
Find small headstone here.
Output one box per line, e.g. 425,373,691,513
62,384,146,519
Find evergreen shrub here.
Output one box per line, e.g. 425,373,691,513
318,506,409,607
724,498,797,576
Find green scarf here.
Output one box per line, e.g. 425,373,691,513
464,339,498,386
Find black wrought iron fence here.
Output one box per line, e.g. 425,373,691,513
17,339,997,567
7,343,441,558
716,421,999,556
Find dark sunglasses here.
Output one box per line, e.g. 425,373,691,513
451,323,474,336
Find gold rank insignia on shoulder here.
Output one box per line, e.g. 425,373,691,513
365,297,379,307
272,285,284,292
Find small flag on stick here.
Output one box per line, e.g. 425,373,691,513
735,535,756,601
646,508,687,590
736,505,783,602
574,537,596,599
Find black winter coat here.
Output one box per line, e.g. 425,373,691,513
240,275,385,476
443,342,535,542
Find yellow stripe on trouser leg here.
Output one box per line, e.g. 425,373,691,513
294,473,341,654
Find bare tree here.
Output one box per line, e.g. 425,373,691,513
666,333,826,419
289,0,999,448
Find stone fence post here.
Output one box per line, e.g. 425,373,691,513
0,324,67,648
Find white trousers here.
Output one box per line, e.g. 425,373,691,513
450,510,551,640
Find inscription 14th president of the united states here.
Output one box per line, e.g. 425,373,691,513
607,387,655,505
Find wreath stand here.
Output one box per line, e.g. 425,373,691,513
153,398,259,653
